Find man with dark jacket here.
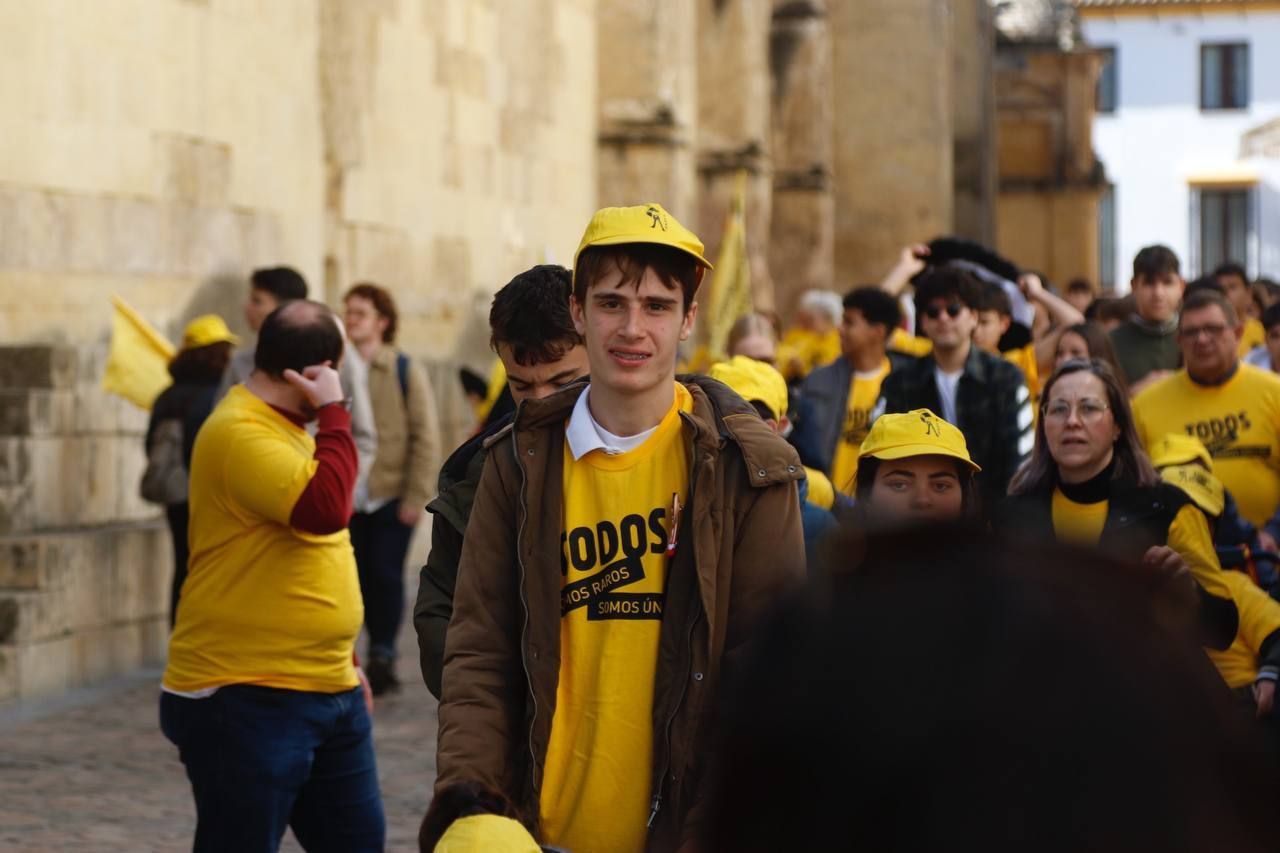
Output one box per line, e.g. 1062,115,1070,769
791,286,912,492
413,264,589,699
876,267,1032,512
425,205,806,853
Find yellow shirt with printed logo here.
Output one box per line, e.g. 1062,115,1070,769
540,385,692,853
829,358,892,494
1240,318,1266,358
1208,569,1280,689
1134,365,1280,527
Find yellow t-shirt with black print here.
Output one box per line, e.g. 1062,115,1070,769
829,359,892,494
1134,365,1280,527
539,385,692,853
1240,318,1266,358
1208,569,1280,689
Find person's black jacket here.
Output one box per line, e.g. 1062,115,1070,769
876,346,1031,513
995,480,1239,650
146,382,219,470
414,412,513,699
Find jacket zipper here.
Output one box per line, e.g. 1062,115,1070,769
513,436,540,805
649,414,702,830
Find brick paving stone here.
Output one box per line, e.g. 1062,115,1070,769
0,599,440,852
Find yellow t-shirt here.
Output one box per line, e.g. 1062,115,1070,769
1240,318,1266,358
1003,343,1040,403
163,386,362,694
1051,490,1109,546
1208,570,1280,688
1133,366,1280,527
540,385,693,853
778,328,841,380
889,327,933,357
829,359,892,494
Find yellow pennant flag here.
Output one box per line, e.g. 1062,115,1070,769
704,170,753,362
102,295,175,411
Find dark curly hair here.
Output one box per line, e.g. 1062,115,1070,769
344,282,399,343
489,264,583,366
168,341,233,384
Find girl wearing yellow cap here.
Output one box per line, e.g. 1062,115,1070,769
998,358,1239,650
853,408,981,528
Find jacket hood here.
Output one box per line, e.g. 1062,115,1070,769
487,374,802,488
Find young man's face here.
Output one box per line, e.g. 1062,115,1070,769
919,297,977,352
1130,273,1184,325
1178,304,1239,382
972,310,1011,354
1216,272,1252,320
1266,324,1280,373
342,295,388,348
498,342,590,405
1066,289,1094,314
839,308,883,360
571,264,696,400
244,286,279,333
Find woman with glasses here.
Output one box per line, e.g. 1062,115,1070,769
996,358,1239,650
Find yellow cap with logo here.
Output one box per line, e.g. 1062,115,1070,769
1149,433,1213,471
858,409,981,472
181,314,240,350
573,203,713,288
1160,463,1225,517
708,355,788,422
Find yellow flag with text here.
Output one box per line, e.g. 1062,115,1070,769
102,296,175,411
704,170,753,363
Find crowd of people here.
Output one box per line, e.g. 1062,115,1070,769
142,200,1280,852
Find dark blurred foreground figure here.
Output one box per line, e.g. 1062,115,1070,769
707,529,1280,853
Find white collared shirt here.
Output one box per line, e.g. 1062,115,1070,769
565,385,660,460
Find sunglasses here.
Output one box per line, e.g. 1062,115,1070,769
924,302,964,320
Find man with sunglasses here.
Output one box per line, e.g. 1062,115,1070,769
1134,289,1280,551
875,267,1032,513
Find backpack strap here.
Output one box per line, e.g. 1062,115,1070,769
396,352,410,402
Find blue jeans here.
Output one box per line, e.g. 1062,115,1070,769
160,685,385,853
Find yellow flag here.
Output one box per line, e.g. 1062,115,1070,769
102,295,175,411
704,170,753,361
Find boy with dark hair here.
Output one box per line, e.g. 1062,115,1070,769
342,282,440,695
1215,261,1265,357
791,286,908,492
972,274,1084,402
1065,277,1095,314
876,267,1032,512
427,204,805,852
1110,244,1185,392
414,264,590,698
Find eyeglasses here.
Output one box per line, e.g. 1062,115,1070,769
1178,324,1229,340
1043,398,1111,423
924,302,963,320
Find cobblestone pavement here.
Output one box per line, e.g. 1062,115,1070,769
0,613,440,851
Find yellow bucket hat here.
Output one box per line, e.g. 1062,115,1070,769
708,355,789,421
1160,463,1225,517
858,409,981,472
433,814,542,853
1149,433,1213,471
573,203,713,288
181,314,240,349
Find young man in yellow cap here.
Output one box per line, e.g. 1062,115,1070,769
429,204,806,853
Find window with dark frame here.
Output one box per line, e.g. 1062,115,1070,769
1200,43,1249,110
1196,187,1251,276
1096,47,1117,113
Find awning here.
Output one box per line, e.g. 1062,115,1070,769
1186,164,1261,188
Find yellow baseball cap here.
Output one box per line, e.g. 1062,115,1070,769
708,355,788,421
433,814,541,853
1149,433,1213,471
573,203,713,288
858,409,981,472
181,314,239,349
1160,463,1225,517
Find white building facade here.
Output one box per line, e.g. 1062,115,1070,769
1078,0,1280,290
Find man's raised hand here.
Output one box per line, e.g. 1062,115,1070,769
283,363,345,409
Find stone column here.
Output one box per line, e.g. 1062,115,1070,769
597,0,699,224
769,0,834,320
695,0,776,311
951,0,997,245
830,0,954,285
